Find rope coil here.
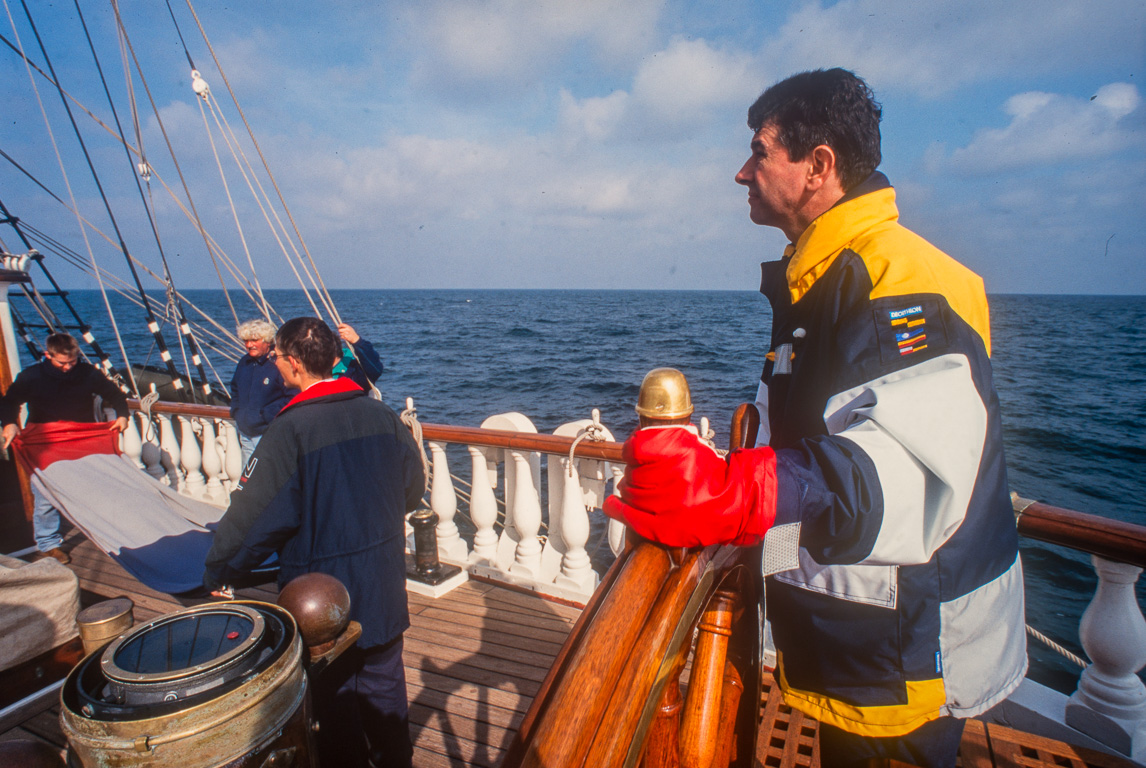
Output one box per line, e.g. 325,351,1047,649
567,408,607,478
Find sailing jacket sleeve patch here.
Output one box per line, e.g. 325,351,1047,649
875,299,948,364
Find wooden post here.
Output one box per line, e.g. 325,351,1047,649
711,661,744,768
642,658,684,768
680,589,737,768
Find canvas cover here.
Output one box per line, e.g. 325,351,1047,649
0,553,79,672
13,422,227,594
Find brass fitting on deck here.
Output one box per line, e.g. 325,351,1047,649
636,367,694,425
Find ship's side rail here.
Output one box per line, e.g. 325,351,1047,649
120,400,633,602
120,398,1146,761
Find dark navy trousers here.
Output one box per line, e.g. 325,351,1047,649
313,635,413,768
817,716,966,768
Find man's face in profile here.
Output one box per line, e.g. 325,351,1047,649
735,123,811,237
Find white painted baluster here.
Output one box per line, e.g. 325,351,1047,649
179,416,206,498
479,413,539,572
509,448,543,579
545,414,614,590
157,413,183,490
608,464,627,557
221,421,243,492
213,425,229,491
121,412,143,469
1066,556,1146,759
138,414,164,480
467,445,499,565
199,418,226,505
554,456,597,594
428,441,467,562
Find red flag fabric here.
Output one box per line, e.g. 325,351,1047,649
12,421,121,475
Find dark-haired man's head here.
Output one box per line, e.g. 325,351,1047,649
275,317,338,380
44,333,80,372
747,68,882,192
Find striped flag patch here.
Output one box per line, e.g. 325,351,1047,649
890,305,928,356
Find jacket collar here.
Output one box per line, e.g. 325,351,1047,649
767,172,897,305
281,376,363,413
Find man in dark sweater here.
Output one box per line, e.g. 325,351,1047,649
204,317,425,768
0,333,128,563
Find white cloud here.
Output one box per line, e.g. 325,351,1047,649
937,83,1142,174
757,0,1143,95
554,37,758,143
558,89,630,142
630,37,759,125
409,0,664,90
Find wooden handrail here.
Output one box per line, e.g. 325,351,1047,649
127,399,1146,567
1015,500,1146,569
127,398,230,419
420,422,625,462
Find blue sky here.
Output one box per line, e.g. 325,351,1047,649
2,0,1143,294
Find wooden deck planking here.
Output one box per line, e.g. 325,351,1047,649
6,532,1141,768
7,533,576,768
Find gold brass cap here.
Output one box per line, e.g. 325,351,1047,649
635,367,694,419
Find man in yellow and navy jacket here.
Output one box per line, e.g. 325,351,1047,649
605,68,1026,767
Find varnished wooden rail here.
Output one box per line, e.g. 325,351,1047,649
1014,500,1146,569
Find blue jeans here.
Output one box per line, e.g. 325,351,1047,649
31,478,62,552
239,433,262,471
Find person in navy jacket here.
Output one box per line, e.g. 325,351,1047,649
333,322,384,390
229,319,295,467
205,317,424,768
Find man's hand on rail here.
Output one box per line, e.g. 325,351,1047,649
111,416,128,433
603,425,778,547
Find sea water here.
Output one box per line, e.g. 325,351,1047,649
34,289,1146,695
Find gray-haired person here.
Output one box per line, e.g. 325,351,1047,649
230,319,296,468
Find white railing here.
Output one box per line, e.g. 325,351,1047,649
122,401,627,604
121,407,242,504
420,410,627,603
120,399,1146,761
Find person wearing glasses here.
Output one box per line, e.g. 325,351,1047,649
205,317,424,768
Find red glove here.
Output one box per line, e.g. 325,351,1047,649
603,426,778,547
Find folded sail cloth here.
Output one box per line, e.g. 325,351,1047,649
13,421,226,594
0,553,80,672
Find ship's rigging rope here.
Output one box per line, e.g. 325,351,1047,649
3,0,139,396
72,0,209,399
400,399,431,497
4,1,367,404
1026,625,1088,669
190,78,272,321
0,34,268,327
180,0,342,328
14,0,195,397
0,197,117,375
